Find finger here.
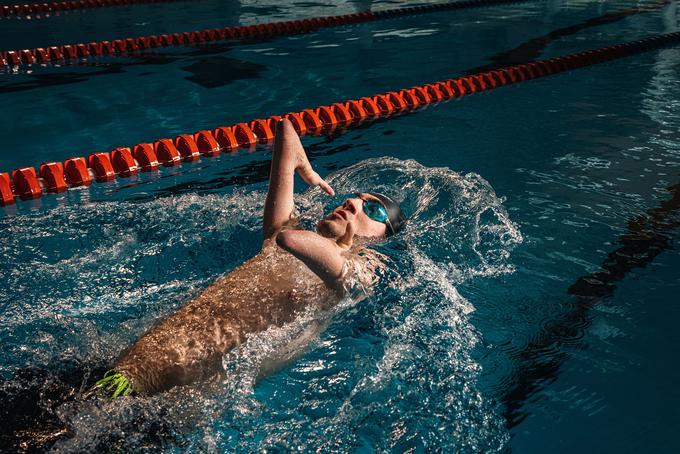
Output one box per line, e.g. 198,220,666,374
318,179,335,196
299,168,318,186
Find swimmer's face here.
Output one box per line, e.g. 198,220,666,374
317,193,388,239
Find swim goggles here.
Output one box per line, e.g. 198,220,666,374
354,193,393,233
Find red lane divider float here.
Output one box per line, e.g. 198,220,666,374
2,32,680,206
1,0,536,67
1,0,188,19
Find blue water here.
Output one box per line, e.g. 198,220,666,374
2,0,680,451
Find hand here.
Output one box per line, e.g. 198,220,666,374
336,221,355,250
296,160,335,196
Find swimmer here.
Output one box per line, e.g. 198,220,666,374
96,119,405,396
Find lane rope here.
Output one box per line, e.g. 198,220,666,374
1,0,538,67
2,31,680,206
0,0,190,19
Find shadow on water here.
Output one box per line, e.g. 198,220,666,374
0,362,103,452
0,43,267,94
0,66,128,94
180,56,266,88
466,0,669,74
0,366,187,452
502,177,680,428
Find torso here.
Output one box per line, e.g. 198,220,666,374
117,240,381,393
191,240,336,338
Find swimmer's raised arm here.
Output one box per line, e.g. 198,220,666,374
263,119,334,240
276,222,355,294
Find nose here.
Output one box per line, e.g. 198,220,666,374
342,198,360,215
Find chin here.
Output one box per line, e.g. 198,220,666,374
317,219,344,238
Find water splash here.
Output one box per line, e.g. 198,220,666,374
0,158,521,451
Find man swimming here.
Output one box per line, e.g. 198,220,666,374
96,119,405,396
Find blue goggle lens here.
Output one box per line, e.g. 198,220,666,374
362,200,389,223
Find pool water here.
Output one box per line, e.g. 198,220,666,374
2,0,680,451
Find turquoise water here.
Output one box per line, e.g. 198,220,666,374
2,0,680,451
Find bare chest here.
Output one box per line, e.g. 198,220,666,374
193,246,335,321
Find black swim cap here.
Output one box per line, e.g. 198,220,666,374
366,192,406,235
